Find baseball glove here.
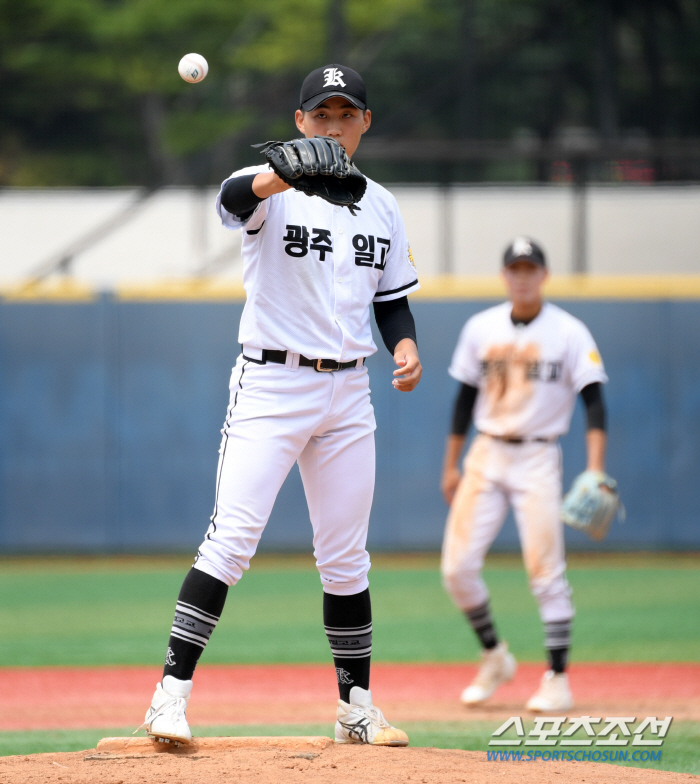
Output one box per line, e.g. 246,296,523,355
256,136,367,208
561,470,623,541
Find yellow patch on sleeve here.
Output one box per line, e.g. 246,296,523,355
408,246,416,267
589,350,602,364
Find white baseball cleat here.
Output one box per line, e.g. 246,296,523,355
141,675,193,743
335,686,409,746
526,670,574,712
461,641,517,706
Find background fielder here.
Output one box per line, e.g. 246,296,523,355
440,237,609,712
142,64,422,747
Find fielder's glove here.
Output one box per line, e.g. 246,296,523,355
561,470,623,541
256,136,367,208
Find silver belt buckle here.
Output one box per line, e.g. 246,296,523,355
316,358,337,372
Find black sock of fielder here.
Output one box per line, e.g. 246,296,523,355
162,567,228,682
544,619,572,674
548,647,569,674
324,588,372,702
464,601,499,650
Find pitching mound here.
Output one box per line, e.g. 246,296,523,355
0,741,694,784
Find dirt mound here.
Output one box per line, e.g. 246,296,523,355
1,743,694,784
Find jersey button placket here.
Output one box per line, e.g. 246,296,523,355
334,217,351,360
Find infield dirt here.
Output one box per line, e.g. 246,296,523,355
1,743,697,784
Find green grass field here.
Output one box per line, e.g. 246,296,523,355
0,553,698,665
1,553,698,773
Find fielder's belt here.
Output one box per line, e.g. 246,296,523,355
480,432,558,444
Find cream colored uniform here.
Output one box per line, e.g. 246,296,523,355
442,302,607,624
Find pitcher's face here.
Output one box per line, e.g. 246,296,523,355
295,97,371,159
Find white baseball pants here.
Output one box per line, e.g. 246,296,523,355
441,434,574,624
195,353,376,596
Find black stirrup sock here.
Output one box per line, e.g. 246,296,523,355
323,588,372,703
162,567,228,682
465,601,499,650
545,619,572,673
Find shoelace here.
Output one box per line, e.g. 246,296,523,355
133,696,187,735
363,704,391,729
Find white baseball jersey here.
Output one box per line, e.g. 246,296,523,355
216,164,420,361
449,302,608,439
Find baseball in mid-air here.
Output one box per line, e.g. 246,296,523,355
178,53,208,83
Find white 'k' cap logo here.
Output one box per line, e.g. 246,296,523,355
512,237,533,257
323,68,346,87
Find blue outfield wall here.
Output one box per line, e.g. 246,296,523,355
0,297,698,553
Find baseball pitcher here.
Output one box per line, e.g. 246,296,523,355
141,64,421,746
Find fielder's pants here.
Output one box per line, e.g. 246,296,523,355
441,434,574,624
195,354,376,596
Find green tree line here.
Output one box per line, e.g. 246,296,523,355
1,0,698,186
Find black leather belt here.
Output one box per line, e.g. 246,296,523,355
481,433,557,444
243,349,362,372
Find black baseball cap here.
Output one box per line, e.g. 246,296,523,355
300,64,367,112
503,237,547,267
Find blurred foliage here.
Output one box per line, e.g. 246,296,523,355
0,0,698,186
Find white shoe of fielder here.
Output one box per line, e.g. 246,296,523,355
335,686,409,746
526,670,574,712
142,675,193,743
461,641,517,706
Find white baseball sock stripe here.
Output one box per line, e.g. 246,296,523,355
170,627,210,646
170,630,208,648
176,602,221,625
544,620,571,648
324,623,372,634
329,647,372,658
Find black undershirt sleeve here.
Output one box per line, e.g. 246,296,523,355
451,383,478,436
580,382,607,431
220,174,263,220
372,296,417,354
